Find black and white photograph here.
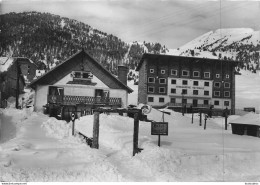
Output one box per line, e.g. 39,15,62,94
0,0,260,182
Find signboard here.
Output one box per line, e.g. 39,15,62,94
176,85,205,90
151,122,168,135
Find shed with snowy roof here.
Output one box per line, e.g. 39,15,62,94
0,57,27,107
229,113,260,137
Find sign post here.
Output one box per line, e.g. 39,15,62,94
151,122,168,147
92,112,100,149
133,113,141,156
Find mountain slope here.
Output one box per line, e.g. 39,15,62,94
167,28,260,71
0,11,167,74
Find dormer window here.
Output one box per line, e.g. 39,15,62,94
182,70,189,76
204,72,210,78
171,70,177,76
193,71,200,77
72,71,93,80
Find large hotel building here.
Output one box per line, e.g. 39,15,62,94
136,53,240,114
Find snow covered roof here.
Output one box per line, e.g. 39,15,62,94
0,57,15,72
136,53,241,71
0,57,37,73
29,49,133,93
230,113,260,126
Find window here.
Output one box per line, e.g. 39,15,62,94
182,89,187,95
204,100,209,105
171,70,177,76
83,72,93,79
170,98,176,103
72,71,93,80
148,97,154,102
148,86,154,93
226,74,230,78
224,82,230,88
193,90,198,95
193,71,200,77
193,81,199,86
171,79,176,84
193,99,198,106
214,100,220,106
214,82,221,88
161,70,165,74
159,78,166,84
204,72,210,78
214,91,220,97
204,82,209,86
216,74,220,78
204,91,209,96
171,88,176,94
159,87,165,93
148,77,155,83
74,71,81,78
224,91,230,97
182,99,187,104
159,97,165,103
150,69,154,73
182,80,188,85
224,101,229,106
182,70,189,76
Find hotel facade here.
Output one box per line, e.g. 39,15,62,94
136,53,240,114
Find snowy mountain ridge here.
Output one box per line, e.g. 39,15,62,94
167,28,260,71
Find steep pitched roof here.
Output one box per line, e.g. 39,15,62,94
29,49,133,93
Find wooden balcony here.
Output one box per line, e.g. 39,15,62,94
47,95,121,106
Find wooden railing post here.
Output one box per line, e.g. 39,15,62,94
92,112,100,149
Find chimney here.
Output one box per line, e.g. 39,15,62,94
118,65,128,86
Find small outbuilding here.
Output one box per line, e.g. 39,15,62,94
0,57,26,108
229,113,260,137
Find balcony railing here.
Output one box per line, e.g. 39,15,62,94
47,95,121,106
165,102,210,108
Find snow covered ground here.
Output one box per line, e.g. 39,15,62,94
1,106,260,181
0,70,260,182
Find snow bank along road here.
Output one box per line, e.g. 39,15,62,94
1,108,260,181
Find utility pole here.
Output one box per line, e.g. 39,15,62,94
16,60,20,109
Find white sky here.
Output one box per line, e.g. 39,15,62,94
1,0,260,49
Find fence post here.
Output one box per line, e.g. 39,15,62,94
191,106,193,124
71,113,76,136
61,106,64,120
225,110,228,130
199,111,202,126
133,112,140,156
204,114,207,130
92,112,100,149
